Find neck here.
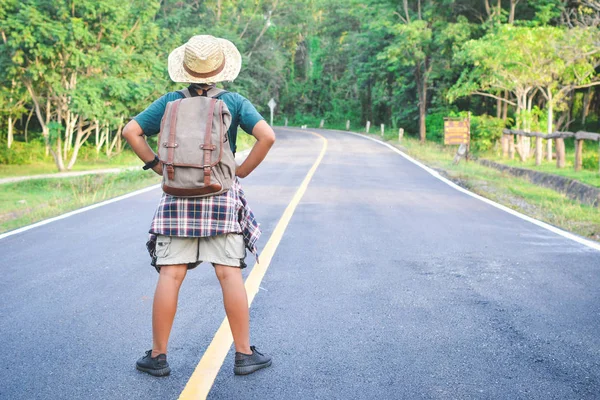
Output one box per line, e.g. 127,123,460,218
190,83,216,90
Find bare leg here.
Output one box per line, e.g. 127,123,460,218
152,264,188,357
214,264,251,354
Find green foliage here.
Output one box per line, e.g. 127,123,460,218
424,112,447,143
0,140,47,164
469,114,505,152
582,152,598,171
0,0,599,171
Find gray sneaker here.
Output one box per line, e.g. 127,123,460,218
136,350,171,377
234,346,272,375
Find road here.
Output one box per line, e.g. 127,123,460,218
1,128,599,400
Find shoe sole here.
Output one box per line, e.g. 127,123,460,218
136,364,171,377
234,359,272,375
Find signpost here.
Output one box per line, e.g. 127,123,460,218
444,113,471,164
268,98,277,126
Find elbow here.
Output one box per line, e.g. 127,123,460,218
122,121,138,142
265,131,276,147
122,126,132,141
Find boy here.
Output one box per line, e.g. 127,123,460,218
122,35,275,377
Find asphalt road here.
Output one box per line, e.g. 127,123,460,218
1,128,599,400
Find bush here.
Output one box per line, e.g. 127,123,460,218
425,112,447,142
0,140,48,165
470,114,505,152
582,152,598,170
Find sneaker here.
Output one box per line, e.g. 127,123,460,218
234,346,272,375
136,350,171,377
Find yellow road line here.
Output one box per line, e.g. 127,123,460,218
178,130,328,400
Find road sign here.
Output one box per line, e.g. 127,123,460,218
444,117,470,145
268,98,277,126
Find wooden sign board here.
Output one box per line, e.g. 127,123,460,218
444,118,470,145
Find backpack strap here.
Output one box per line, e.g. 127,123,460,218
177,88,192,98
202,99,218,187
165,99,182,181
207,87,228,99
184,84,228,99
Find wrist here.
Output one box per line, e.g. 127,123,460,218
235,165,248,178
142,155,160,170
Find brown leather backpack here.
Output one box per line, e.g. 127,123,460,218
157,87,236,197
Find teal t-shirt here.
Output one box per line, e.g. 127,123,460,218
133,90,264,154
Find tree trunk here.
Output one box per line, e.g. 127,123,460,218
419,83,427,143
509,0,517,23
574,139,583,171
509,135,515,159
52,134,66,171
516,135,526,161
67,118,94,170
53,105,66,171
416,62,428,143
95,120,100,153
44,98,51,155
63,110,71,161
7,115,14,149
25,82,51,154
556,138,566,168
24,108,34,143
535,137,542,165
514,103,526,161
496,96,502,119
546,91,553,161
522,94,533,160
582,88,593,126
246,0,279,58
403,0,410,22
502,135,509,157
107,120,124,157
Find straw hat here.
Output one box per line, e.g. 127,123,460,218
168,35,242,84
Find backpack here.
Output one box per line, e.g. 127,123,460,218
157,87,236,198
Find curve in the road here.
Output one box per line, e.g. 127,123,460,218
346,130,600,252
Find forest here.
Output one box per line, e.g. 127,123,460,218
1,0,599,171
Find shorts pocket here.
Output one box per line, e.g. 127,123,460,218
156,236,172,258
224,234,245,259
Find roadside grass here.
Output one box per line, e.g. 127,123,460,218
0,150,141,178
482,153,600,188
364,132,600,242
377,129,600,188
0,170,160,234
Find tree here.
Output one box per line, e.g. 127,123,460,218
2,0,162,170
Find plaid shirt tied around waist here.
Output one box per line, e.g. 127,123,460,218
149,178,261,256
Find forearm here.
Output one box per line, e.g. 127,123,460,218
122,120,162,175
236,120,276,178
128,134,157,163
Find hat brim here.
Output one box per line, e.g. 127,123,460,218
168,38,242,84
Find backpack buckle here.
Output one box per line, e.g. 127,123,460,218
163,142,178,148
200,144,216,150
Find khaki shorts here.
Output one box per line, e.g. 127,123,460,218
155,233,246,269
